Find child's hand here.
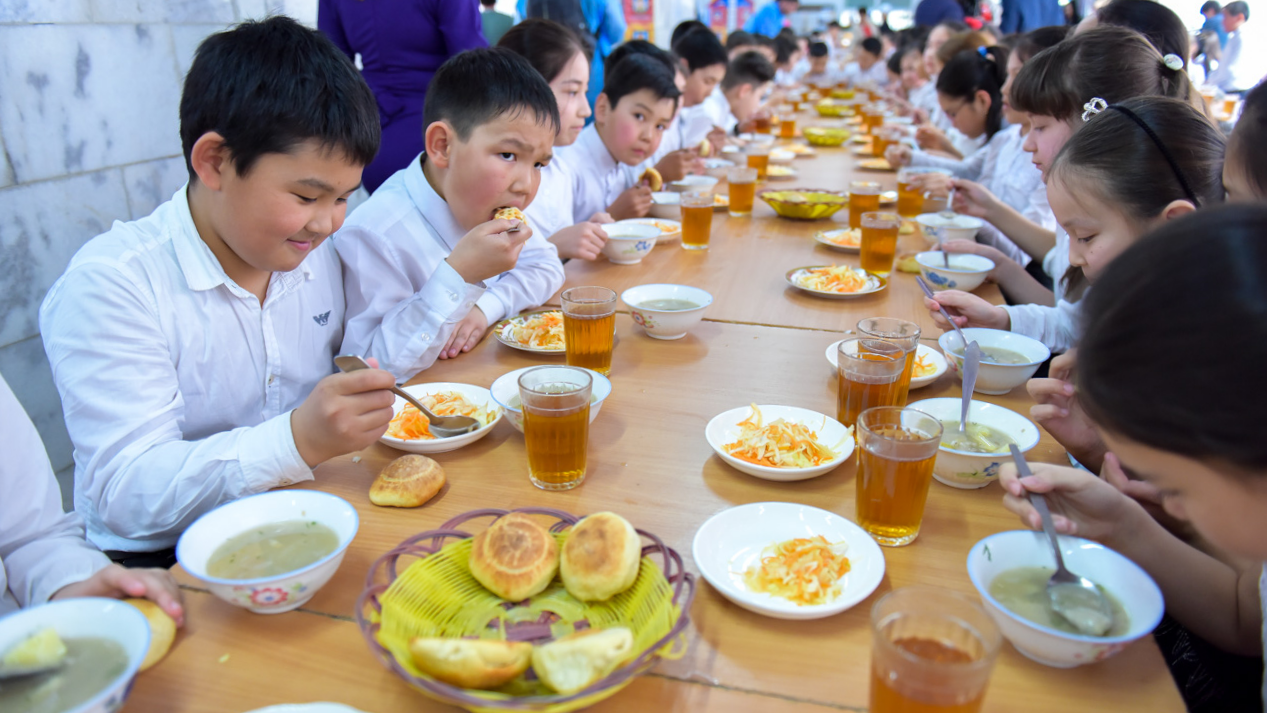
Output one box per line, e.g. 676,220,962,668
292,362,396,466
655,150,704,182
447,218,533,285
999,462,1143,543
911,108,930,124
706,127,727,155
608,185,653,221
910,171,953,198
439,306,488,360
950,179,1000,220
915,125,952,152
1048,349,1076,381
922,290,1010,331
587,211,614,224
1027,377,1106,472
885,144,912,168
53,564,185,627
549,221,609,261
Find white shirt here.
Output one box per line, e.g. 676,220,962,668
337,155,564,380
701,86,739,133
1044,226,1072,303
41,186,334,552
555,124,640,224
525,155,577,239
677,101,718,149
841,61,888,88
0,375,110,615
909,81,938,116
1209,26,1267,92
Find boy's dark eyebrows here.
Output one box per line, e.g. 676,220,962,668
498,137,541,152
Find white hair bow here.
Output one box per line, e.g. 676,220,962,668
1082,97,1108,123
1162,54,1184,71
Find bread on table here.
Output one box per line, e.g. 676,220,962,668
124,598,176,672
409,637,533,690
895,252,922,274
532,627,635,695
369,454,446,508
639,167,663,191
697,139,711,157
560,512,641,602
468,513,559,601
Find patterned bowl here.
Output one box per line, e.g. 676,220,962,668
600,223,660,265
758,188,849,220
620,283,713,340
906,397,1040,489
802,126,852,145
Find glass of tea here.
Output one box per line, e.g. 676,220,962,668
518,366,593,491
680,191,715,250
560,286,616,375
727,166,758,217
777,105,797,138
848,181,882,229
855,406,942,546
837,338,904,429
746,143,771,181
860,212,901,276
857,318,921,406
897,167,950,218
870,587,1001,713
753,113,773,134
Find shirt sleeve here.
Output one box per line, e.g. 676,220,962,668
337,226,485,382
40,265,315,545
910,146,982,178
1001,299,1080,353
0,376,110,607
474,230,564,325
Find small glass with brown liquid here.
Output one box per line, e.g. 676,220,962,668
870,587,1002,713
680,191,715,250
897,167,952,218
849,181,882,229
860,212,901,276
518,366,593,491
746,143,771,181
561,286,616,375
753,115,773,134
857,318,921,407
837,339,904,429
855,407,942,546
727,166,757,217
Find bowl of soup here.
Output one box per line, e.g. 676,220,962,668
0,598,150,713
668,174,720,193
967,530,1164,667
649,191,681,220
489,366,612,433
915,212,985,243
906,397,1041,489
915,251,995,292
938,328,1051,395
600,222,660,265
620,283,714,340
177,490,358,614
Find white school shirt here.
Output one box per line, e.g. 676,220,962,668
556,124,640,225
1002,292,1081,353
525,154,577,239
841,61,888,88
677,101,717,149
1043,227,1072,303
0,375,110,614
1208,27,1267,93
40,185,337,553
337,154,564,380
909,81,938,116
701,86,738,133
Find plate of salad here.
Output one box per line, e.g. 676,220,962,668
705,404,854,481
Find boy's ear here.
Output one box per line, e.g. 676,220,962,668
190,132,231,191
424,121,456,169
594,93,613,126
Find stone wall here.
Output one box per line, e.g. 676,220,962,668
0,0,316,503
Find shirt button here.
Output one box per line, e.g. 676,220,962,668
268,374,276,385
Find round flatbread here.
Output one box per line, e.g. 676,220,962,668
124,598,176,672
639,167,663,191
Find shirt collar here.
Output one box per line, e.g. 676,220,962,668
577,124,620,179
404,153,466,247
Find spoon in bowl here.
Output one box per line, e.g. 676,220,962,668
957,341,981,439
1008,444,1115,636
334,355,480,438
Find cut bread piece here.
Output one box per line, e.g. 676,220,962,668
532,627,635,695
409,637,533,690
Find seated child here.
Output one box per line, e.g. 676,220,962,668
338,48,564,373
706,50,777,136
672,27,731,151
40,16,397,556
556,52,681,222
799,41,836,87
841,37,889,88
773,35,803,86
0,375,183,621
607,40,700,183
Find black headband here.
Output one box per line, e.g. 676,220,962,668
1106,104,1202,207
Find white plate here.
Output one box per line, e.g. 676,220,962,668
766,166,797,180
379,383,502,454
705,404,854,481
813,228,860,253
785,266,887,299
619,217,681,243
245,705,369,713
880,190,897,205
493,310,566,354
692,502,885,620
824,341,948,389
769,148,796,164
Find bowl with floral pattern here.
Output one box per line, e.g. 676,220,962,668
906,397,1040,489
601,222,661,264
177,490,359,614
620,283,713,339
914,251,995,292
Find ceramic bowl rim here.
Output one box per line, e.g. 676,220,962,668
906,397,1042,455
620,283,715,314
938,328,1052,368
914,251,996,274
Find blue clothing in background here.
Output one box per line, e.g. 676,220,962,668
745,2,786,37
999,0,1064,33
518,0,625,117
1202,13,1228,48
913,0,966,27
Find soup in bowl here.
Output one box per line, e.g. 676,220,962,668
620,283,714,340
907,397,1040,489
938,328,1051,395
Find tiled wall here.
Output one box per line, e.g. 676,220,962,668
0,0,317,502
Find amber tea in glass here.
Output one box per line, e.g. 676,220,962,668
519,366,592,490
561,286,616,375
860,212,901,276
727,167,757,217
837,339,904,429
855,407,942,546
681,191,715,250
849,181,882,229
857,317,921,406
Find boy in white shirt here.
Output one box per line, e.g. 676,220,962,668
338,48,564,376
672,28,730,152
556,52,681,222
609,41,700,185
715,51,777,136
40,17,397,557
841,37,889,88
799,42,836,87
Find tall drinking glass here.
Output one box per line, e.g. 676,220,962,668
561,286,616,375
777,104,797,138
857,317,921,406
746,143,771,181
855,407,942,546
837,339,904,429
518,366,592,491
897,168,952,218
849,181,882,229
860,212,901,276
681,191,715,249
870,587,1002,713
727,166,757,217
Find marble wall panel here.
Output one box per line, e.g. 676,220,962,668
170,23,224,79
91,0,235,24
123,154,186,218
0,0,91,24
0,335,73,473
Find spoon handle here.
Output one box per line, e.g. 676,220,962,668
915,276,970,347
334,355,438,421
1009,444,1071,574
960,341,981,421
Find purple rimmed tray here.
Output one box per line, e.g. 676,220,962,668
355,507,696,710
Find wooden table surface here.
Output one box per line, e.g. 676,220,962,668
126,120,1182,713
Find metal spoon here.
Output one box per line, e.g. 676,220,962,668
916,275,970,347
1008,444,1116,637
939,187,956,267
334,355,479,438
958,341,981,437
0,660,63,680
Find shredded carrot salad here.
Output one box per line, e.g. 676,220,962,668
912,352,937,378
505,311,565,350
795,265,872,293
723,405,843,469
386,391,495,440
823,229,861,247
743,536,852,606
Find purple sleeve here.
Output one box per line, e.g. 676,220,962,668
317,0,353,58
435,0,488,55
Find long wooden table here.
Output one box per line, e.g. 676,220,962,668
126,122,1182,712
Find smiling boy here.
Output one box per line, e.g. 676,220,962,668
40,17,396,558
337,48,563,378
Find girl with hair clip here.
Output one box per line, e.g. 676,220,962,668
998,204,1267,713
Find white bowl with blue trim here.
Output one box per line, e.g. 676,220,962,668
967,530,1164,667
938,328,1051,395
601,222,660,264
177,490,358,614
907,397,1041,489
489,366,612,433
915,251,995,292
620,283,714,340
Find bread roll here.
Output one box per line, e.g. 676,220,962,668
409,637,532,690
124,598,176,672
639,167,663,191
532,627,635,695
895,252,921,274
370,454,446,508
468,513,559,601
697,139,711,157
560,512,641,602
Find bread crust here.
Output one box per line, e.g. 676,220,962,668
409,637,533,689
468,513,559,601
532,627,635,695
124,598,176,672
369,455,446,508
560,512,641,602
639,168,663,191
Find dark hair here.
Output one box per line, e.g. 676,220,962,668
601,52,681,109
673,27,728,72
1011,27,1197,123
755,34,778,50
1200,0,1221,13
605,40,676,82
180,16,379,179
721,50,776,91
860,37,883,57
1097,0,1190,69
671,20,710,48
1014,25,1069,63
423,47,559,141
1224,1,1248,19
937,46,1009,138
498,19,591,84
1078,204,1267,468
481,0,495,6
886,48,904,75
809,41,829,58
725,30,755,50
1227,81,1267,198
775,35,799,64
935,30,991,65
828,20,842,29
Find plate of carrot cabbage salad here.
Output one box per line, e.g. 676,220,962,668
380,383,501,454
813,228,861,253
705,404,853,481
743,536,852,606
786,265,886,298
494,310,566,353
